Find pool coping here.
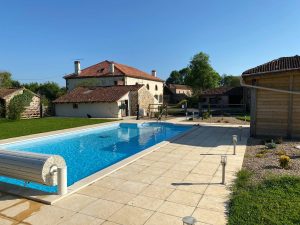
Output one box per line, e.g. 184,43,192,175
0,120,198,204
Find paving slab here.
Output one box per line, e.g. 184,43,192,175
0,122,249,225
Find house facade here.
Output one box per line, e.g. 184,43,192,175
242,55,300,138
64,60,164,103
54,85,157,118
164,84,193,104
0,88,41,119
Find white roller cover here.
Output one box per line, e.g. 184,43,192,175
0,149,66,186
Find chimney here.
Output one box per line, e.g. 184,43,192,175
110,62,115,74
74,61,81,75
152,70,157,77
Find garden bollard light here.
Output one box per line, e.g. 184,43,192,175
182,216,197,225
232,135,238,155
221,155,227,185
239,126,242,141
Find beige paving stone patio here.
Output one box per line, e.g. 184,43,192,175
128,195,163,211
167,189,202,207
101,221,119,225
23,205,75,225
115,181,148,195
157,201,195,217
93,177,126,189
143,212,183,225
78,184,112,198
101,190,136,204
0,122,249,225
79,199,124,219
197,195,228,212
193,207,227,225
0,216,17,225
108,205,153,225
57,213,104,225
54,193,97,212
140,185,174,200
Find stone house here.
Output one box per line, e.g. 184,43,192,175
0,88,41,119
242,55,300,138
164,84,193,104
53,85,157,118
64,60,164,103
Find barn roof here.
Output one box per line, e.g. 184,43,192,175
53,85,143,103
0,88,23,99
242,55,300,76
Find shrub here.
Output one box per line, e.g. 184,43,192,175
265,140,276,149
7,90,34,120
276,149,286,156
255,153,264,158
279,155,290,169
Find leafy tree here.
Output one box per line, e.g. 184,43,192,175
185,52,221,93
24,81,66,102
166,70,183,85
166,68,191,85
0,71,20,88
221,74,240,87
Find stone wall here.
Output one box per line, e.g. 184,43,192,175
21,95,41,119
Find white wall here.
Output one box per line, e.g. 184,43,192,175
67,77,124,91
55,102,121,118
125,77,163,102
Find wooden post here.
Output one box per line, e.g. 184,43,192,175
250,79,257,137
287,74,294,139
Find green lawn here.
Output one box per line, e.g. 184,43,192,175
0,117,116,140
236,115,250,122
228,170,300,225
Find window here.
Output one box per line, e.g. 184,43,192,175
73,103,78,109
155,85,158,91
136,82,139,85
146,84,149,90
154,95,158,100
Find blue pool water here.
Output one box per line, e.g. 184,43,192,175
0,122,191,193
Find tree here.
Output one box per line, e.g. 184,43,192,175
221,74,240,87
166,70,183,85
24,81,66,103
185,52,221,93
0,71,20,88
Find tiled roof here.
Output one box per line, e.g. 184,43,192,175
168,84,192,90
53,85,143,103
64,60,163,82
242,55,300,76
201,86,242,96
0,88,23,99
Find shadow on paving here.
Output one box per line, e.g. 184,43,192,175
170,125,249,148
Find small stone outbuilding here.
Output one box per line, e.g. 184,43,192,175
0,88,41,119
53,85,157,118
242,55,300,138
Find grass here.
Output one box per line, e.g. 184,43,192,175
236,115,250,122
0,117,116,139
228,169,300,225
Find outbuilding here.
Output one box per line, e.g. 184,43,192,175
53,84,156,118
242,55,300,138
0,88,41,119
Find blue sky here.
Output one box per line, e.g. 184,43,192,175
0,0,299,86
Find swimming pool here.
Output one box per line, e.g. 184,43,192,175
0,122,191,193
